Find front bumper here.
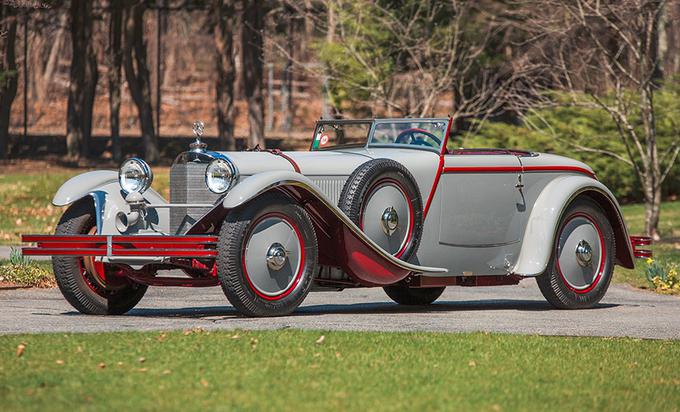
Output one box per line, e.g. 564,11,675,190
22,235,218,259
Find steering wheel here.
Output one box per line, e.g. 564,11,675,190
395,128,442,148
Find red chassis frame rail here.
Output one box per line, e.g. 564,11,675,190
21,235,218,258
630,236,652,259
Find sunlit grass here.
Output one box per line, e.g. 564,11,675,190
1,329,679,411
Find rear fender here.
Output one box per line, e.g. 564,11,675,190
188,171,447,285
53,171,168,235
513,175,634,276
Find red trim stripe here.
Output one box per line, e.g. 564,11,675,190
403,116,452,222
22,235,218,243
423,155,444,220
442,165,596,179
22,248,217,257
522,165,596,179
269,149,301,173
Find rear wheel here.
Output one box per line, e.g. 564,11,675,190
53,200,147,315
536,198,615,309
383,284,445,305
337,159,432,305
217,193,318,317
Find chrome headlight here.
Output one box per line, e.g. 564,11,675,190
205,158,237,194
118,158,153,194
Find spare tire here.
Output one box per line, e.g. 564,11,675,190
338,158,423,262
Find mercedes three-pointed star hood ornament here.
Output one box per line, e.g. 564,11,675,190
190,120,207,152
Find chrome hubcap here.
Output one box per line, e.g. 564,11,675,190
244,215,303,297
381,206,399,236
361,181,412,256
557,215,603,291
266,242,288,271
575,240,593,267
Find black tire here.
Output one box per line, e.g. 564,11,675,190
53,199,148,315
338,158,423,262
384,285,445,305
536,197,616,309
217,192,318,317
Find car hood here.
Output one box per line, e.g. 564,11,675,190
217,149,374,176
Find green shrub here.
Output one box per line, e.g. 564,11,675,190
0,248,54,288
456,88,680,202
644,258,680,294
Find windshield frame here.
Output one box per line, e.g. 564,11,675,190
309,117,451,154
310,119,373,151
367,118,449,154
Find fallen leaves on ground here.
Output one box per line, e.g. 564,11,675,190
16,343,25,357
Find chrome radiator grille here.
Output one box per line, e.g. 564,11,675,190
170,162,222,234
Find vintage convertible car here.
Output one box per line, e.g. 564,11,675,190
22,118,651,317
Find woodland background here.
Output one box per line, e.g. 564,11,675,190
0,0,678,238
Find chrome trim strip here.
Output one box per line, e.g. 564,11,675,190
439,240,521,248
211,178,448,275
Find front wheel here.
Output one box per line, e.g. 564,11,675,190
53,200,148,315
217,193,318,317
536,198,615,309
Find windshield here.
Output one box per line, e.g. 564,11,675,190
311,121,371,150
369,120,447,153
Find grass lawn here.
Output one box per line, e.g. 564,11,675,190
1,329,679,411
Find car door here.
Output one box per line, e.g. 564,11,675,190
435,150,526,275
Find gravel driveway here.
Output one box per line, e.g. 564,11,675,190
1,279,678,339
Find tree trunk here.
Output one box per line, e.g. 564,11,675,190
241,0,265,148
645,183,662,241
302,0,313,58
0,6,18,159
282,6,294,132
641,86,662,241
66,0,98,161
35,11,66,103
213,0,236,151
123,2,159,163
108,0,123,162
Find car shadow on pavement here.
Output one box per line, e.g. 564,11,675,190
295,300,618,315
114,299,618,319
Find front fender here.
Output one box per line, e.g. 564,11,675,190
52,170,168,235
190,170,447,285
513,175,635,276
53,171,119,206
